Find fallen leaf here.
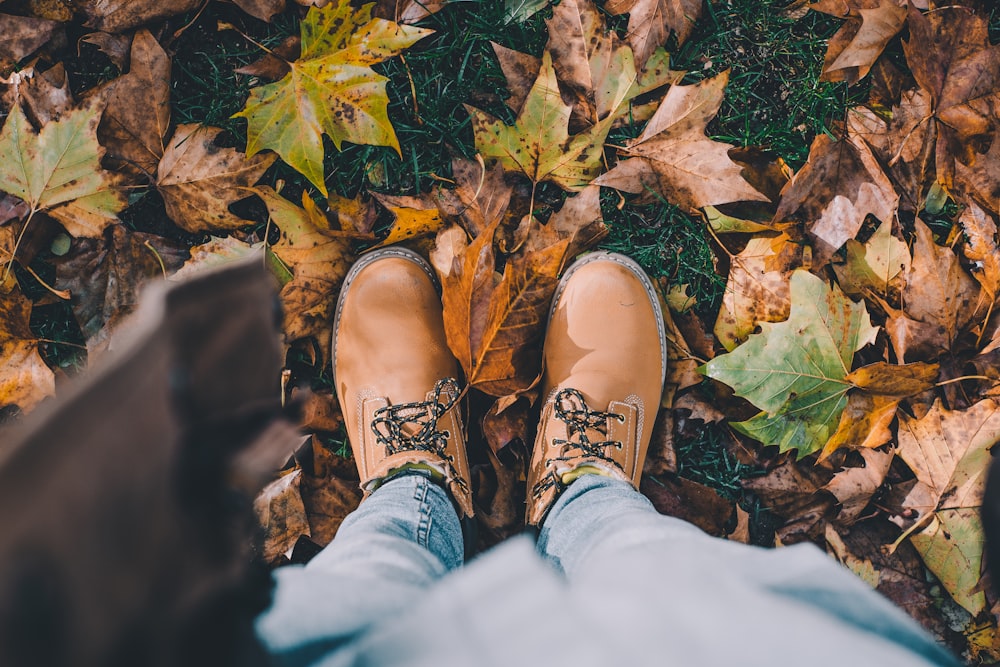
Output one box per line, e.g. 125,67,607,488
95,30,170,181
0,13,61,62
897,398,1000,615
6,63,73,126
603,0,702,65
156,124,277,233
643,409,677,475
959,201,1000,300
235,35,300,81
814,0,907,85
66,0,202,33
820,392,898,460
595,72,769,212
80,32,132,70
434,158,516,239
171,236,260,282
371,193,445,247
673,392,725,423
258,187,354,359
954,129,1000,218
832,218,910,298
703,205,774,234
824,447,893,524
491,42,540,116
504,0,548,24
299,441,362,545
52,225,187,357
899,219,981,354
234,0,433,195
773,133,898,265
728,505,751,543
468,50,614,192
0,94,126,240
640,475,733,537
234,0,287,22
704,270,878,457
254,468,310,564
846,361,939,397
825,524,880,587
714,233,800,352
0,274,55,412
743,457,836,542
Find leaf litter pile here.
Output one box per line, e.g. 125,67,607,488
2,0,1000,661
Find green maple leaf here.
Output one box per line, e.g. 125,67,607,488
466,50,613,192
703,270,878,457
0,97,125,240
233,0,433,196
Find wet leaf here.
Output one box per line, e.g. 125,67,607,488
704,270,878,457
234,0,433,195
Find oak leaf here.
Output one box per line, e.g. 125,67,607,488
603,0,701,65
595,72,769,212
234,0,433,195
773,133,898,266
813,0,906,85
156,125,277,233
704,270,878,457
0,275,54,412
0,94,126,242
467,50,614,192
257,187,354,360
897,399,1000,616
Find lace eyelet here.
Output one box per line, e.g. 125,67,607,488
617,414,626,423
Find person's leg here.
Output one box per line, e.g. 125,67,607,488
257,248,475,665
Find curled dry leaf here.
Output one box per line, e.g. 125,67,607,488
819,392,898,461
0,275,55,412
434,158,515,239
467,50,613,192
80,32,132,70
234,0,433,195
371,193,445,248
6,63,73,126
897,399,1000,616
773,133,898,266
257,187,354,361
156,124,277,233
235,35,301,82
595,72,769,212
96,29,170,181
714,233,800,352
959,200,1000,299
704,270,878,458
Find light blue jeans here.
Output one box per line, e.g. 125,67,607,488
257,474,960,666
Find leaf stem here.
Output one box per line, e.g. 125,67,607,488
935,375,992,386
3,207,36,281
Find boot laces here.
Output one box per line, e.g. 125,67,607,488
370,378,466,489
532,388,625,498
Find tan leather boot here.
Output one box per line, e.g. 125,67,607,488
333,247,474,519
526,252,667,526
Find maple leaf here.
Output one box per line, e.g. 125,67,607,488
742,457,836,542
773,133,898,266
433,158,516,239
0,274,54,412
545,0,681,129
713,233,801,352
156,125,277,233
0,94,126,252
897,399,1000,616
467,50,614,192
703,270,878,457
594,72,769,212
257,187,354,361
370,193,445,248
603,0,701,65
96,30,171,181
234,0,433,196
812,0,907,85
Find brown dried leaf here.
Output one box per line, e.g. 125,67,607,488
69,0,202,33
824,447,893,524
300,444,362,546
0,13,60,62
52,225,187,357
234,35,300,81
434,158,515,239
640,475,733,537
596,72,769,212
603,0,701,64
815,0,906,85
97,30,170,181
773,133,898,265
254,469,310,564
491,42,540,117
12,63,73,125
846,361,939,397
233,0,286,22
156,125,277,233
0,275,55,412
960,200,1000,299
171,236,259,282
743,458,836,543
714,233,800,352
819,392,898,461
80,32,132,70
643,409,677,475
832,218,909,298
